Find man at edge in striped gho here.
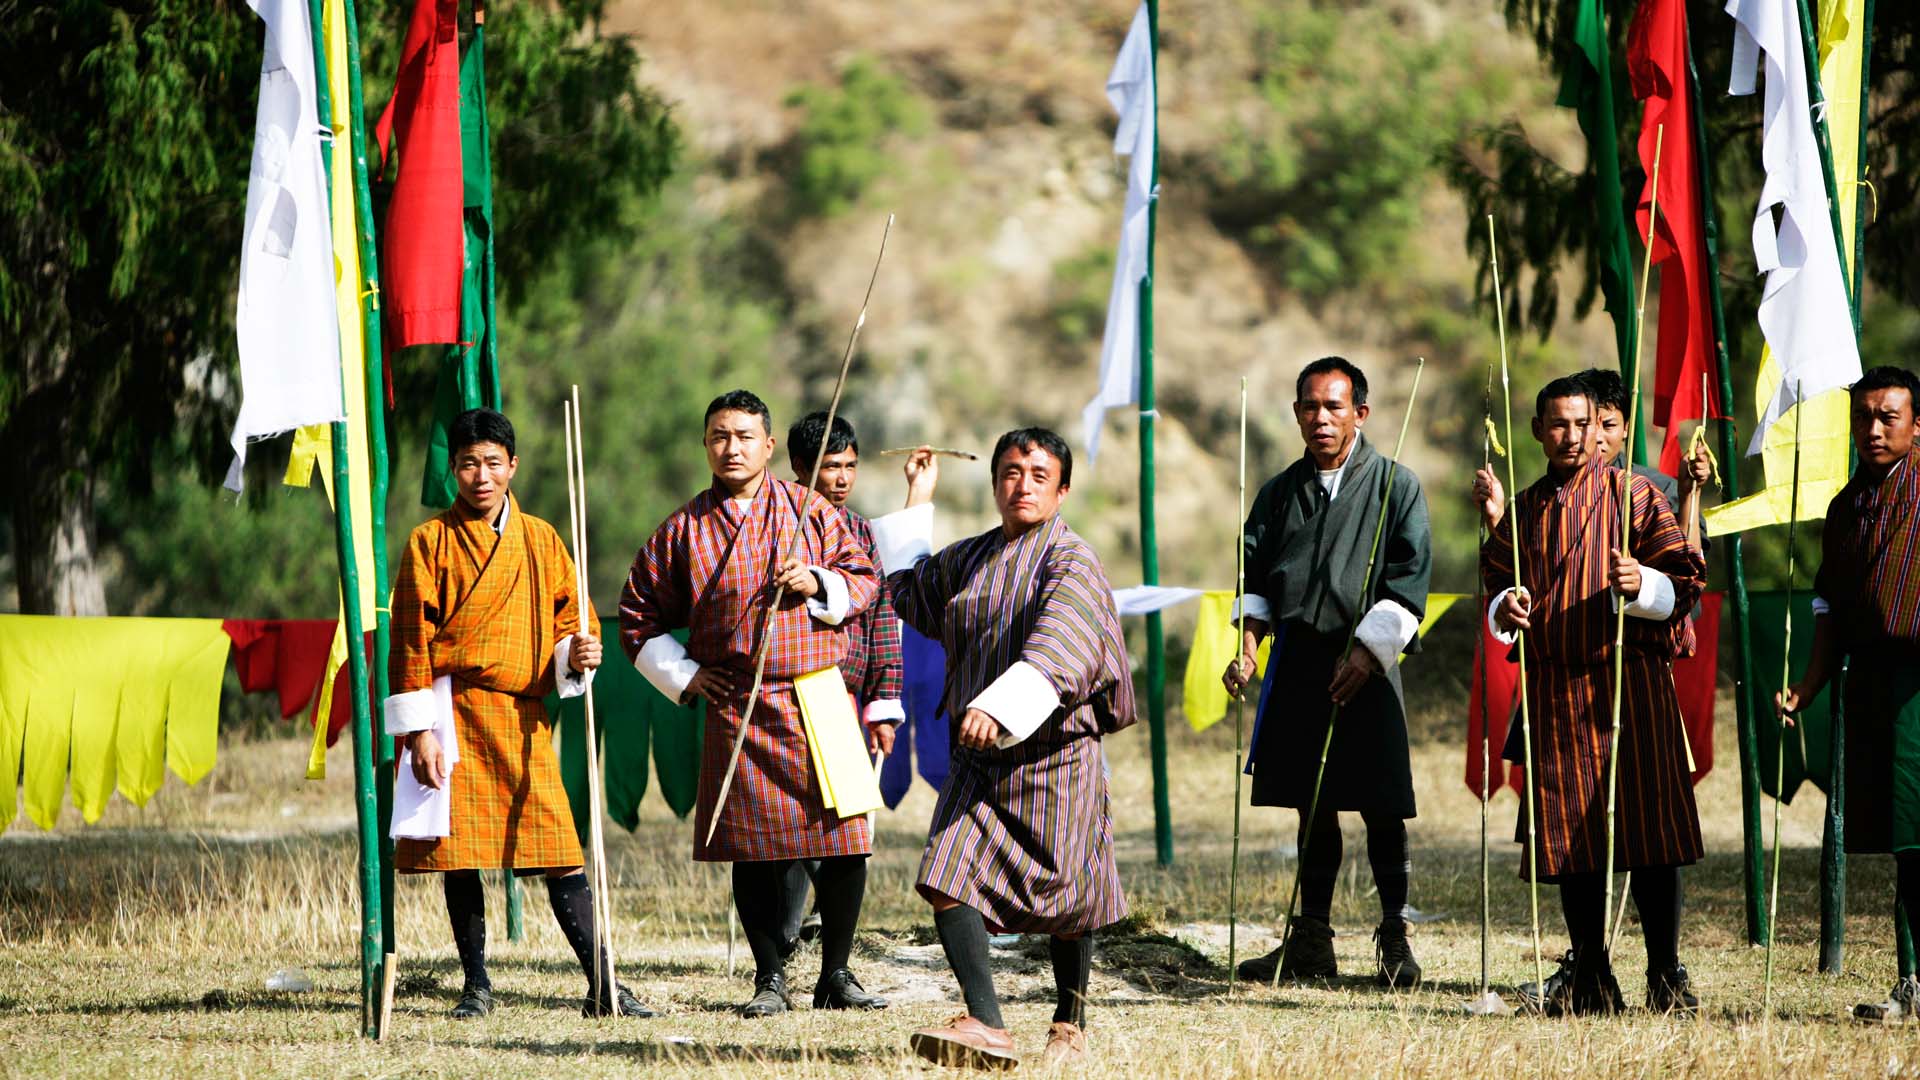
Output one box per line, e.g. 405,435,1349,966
873,428,1136,1070
1781,365,1920,1023
1473,376,1707,1017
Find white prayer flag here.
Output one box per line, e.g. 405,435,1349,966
1082,3,1156,464
226,0,344,490
1726,0,1860,452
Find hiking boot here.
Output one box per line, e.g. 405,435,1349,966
583,982,656,1018
740,970,791,1018
1374,917,1422,988
1521,949,1622,1017
813,967,888,1010
1042,1021,1087,1065
909,1014,1018,1070
1646,964,1699,1016
1234,946,1285,983
1853,976,1920,1023
1278,916,1338,981
450,986,493,1019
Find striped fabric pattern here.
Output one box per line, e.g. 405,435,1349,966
839,507,904,712
619,476,878,862
1817,448,1920,652
391,495,589,873
1480,463,1707,876
889,513,1136,934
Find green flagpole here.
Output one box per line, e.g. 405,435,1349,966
1685,16,1766,948
340,0,395,974
1138,0,1172,867
307,0,384,1038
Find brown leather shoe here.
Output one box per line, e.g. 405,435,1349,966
908,1015,1019,1070
1042,1021,1086,1065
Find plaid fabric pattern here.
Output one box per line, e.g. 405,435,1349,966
1817,448,1920,652
619,476,877,862
838,508,903,711
1480,464,1707,877
392,496,591,873
890,513,1134,933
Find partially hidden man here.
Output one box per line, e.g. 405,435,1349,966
872,429,1136,1070
618,390,885,1018
1473,376,1706,1016
385,408,653,1020
1221,357,1432,988
1782,366,1920,1023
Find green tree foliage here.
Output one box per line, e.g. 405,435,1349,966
783,55,928,217
0,0,677,614
1205,1,1517,295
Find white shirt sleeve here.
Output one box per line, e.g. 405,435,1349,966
1614,565,1676,622
382,686,440,736
551,634,594,699
871,504,935,573
1229,593,1273,624
1355,599,1420,671
1487,587,1518,645
864,699,905,725
635,633,702,704
804,567,851,625
967,661,1062,749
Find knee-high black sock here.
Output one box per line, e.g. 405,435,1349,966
1297,808,1343,921
1362,811,1411,922
545,872,613,995
1049,934,1092,1027
732,861,791,980
1558,872,1606,957
934,904,1003,1028
812,855,867,977
443,870,491,993
1897,853,1920,979
779,860,815,948
1629,866,1682,973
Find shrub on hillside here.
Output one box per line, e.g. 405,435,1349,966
783,56,929,217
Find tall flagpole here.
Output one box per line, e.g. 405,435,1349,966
1138,0,1173,867
1227,376,1247,993
307,0,383,1038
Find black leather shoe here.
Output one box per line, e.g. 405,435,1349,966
740,971,791,1018
1374,917,1423,989
1235,945,1285,983
1520,949,1623,1016
451,987,494,1019
1278,916,1338,981
1647,964,1699,1015
583,982,657,1018
813,967,888,1010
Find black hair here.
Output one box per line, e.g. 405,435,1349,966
1294,356,1369,407
990,427,1073,488
787,410,858,469
704,389,773,435
448,408,516,459
1851,366,1920,408
1573,367,1627,413
1535,375,1594,418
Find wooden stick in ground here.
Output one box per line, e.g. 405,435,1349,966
1603,123,1664,953
1272,357,1426,987
564,399,617,1009
377,953,396,1039
574,386,620,1008
1466,341,1504,1015
1490,214,1545,995
1764,384,1805,1018
706,214,894,846
1228,375,1248,994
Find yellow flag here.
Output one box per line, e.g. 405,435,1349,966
1183,591,1271,733
1705,0,1865,537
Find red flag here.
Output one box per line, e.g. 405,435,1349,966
1627,0,1721,477
1671,592,1721,784
373,0,463,348
222,618,341,720
1465,612,1523,798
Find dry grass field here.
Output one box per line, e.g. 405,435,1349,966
5,702,1920,1079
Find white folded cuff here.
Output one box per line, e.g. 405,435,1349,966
864,698,905,725
636,633,701,704
1229,593,1272,624
1487,587,1518,646
872,504,935,574
1811,596,1831,618
1613,565,1676,621
805,567,851,625
552,634,595,699
1355,599,1420,671
967,660,1062,749
384,686,440,736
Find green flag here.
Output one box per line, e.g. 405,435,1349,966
1557,0,1646,464
552,624,705,840
1747,590,1833,803
421,24,502,508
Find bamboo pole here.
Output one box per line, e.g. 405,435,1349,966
565,397,619,1010
1465,319,1509,1017
1273,357,1426,985
1765,395,1804,1018
1228,376,1247,994
1139,0,1173,868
